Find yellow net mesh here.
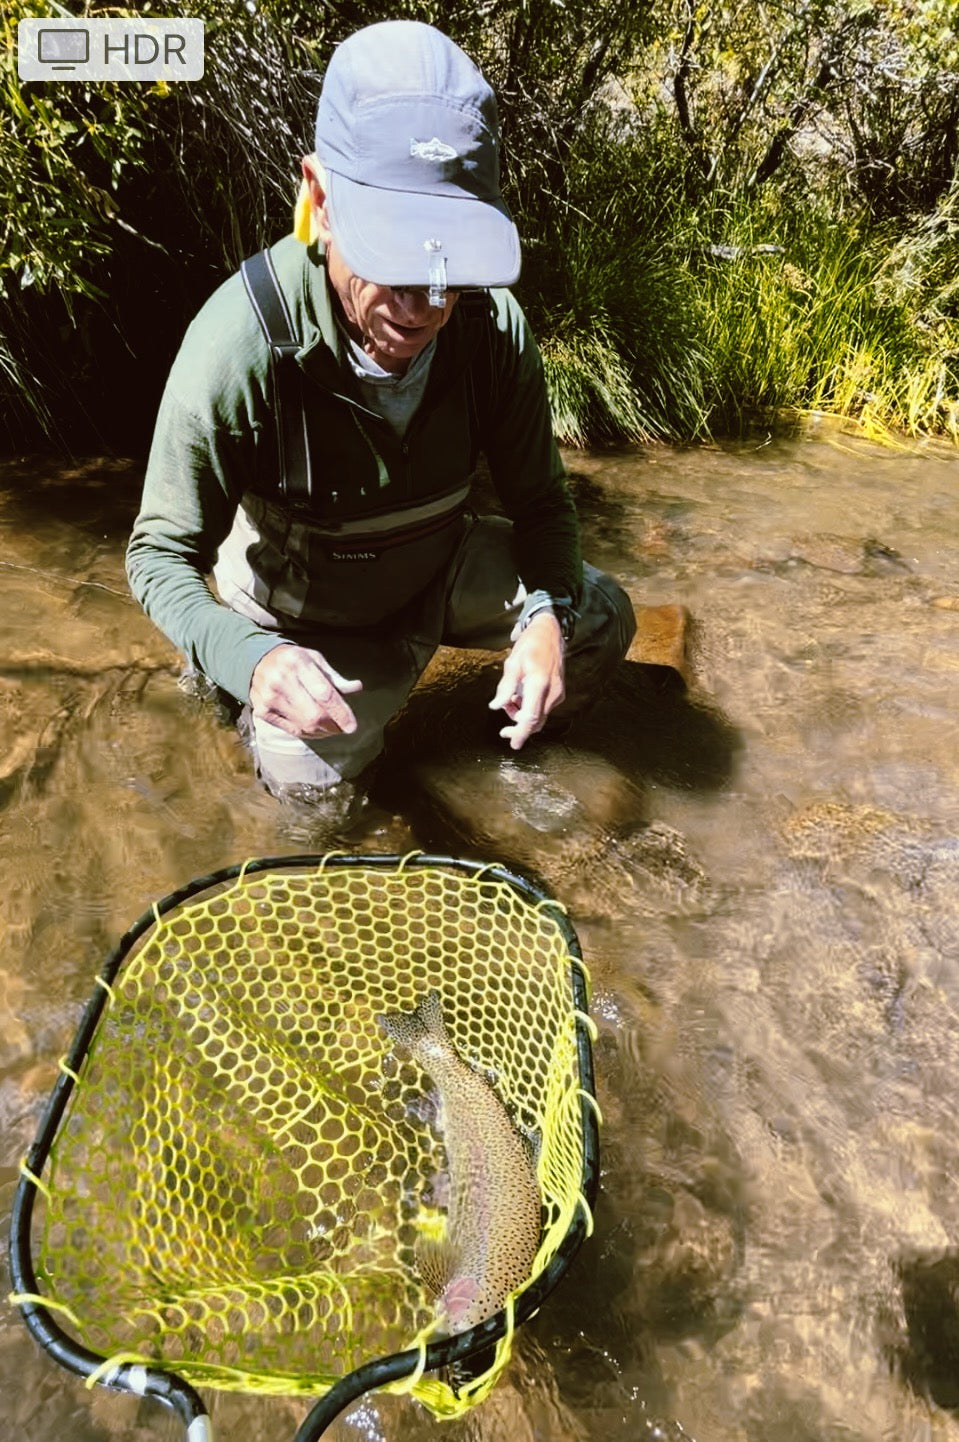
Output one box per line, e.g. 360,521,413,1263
32,856,592,1418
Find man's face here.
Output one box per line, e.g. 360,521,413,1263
305,164,459,374
325,244,459,374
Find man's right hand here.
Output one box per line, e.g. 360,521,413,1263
249,644,362,738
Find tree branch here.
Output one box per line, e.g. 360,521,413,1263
673,0,710,179
747,19,849,192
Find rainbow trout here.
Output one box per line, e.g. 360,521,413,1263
377,988,541,1334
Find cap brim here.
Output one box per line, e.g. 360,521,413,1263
325,171,521,289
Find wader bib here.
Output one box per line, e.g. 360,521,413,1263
212,248,492,630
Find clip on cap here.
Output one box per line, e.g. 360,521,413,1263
424,239,447,308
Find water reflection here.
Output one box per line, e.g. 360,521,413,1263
4,432,959,1440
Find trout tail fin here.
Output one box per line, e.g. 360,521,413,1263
377,987,449,1048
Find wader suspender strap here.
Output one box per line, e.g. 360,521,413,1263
240,249,312,502
462,290,496,458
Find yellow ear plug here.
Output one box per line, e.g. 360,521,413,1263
294,155,328,243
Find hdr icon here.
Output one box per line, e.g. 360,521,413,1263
102,32,191,66
18,18,205,82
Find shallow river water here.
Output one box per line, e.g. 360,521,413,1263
3,430,959,1442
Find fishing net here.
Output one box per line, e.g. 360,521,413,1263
12,854,597,1428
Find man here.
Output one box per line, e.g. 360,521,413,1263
127,20,635,797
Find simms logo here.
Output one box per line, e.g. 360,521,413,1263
410,137,458,163
19,19,204,81
331,550,378,562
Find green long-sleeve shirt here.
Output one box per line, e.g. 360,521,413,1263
126,235,581,703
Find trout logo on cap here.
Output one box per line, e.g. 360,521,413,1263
410,136,459,163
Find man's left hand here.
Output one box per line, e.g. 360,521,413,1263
489,611,566,750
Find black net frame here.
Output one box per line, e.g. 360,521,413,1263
8,852,599,1441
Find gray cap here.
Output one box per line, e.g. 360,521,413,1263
314,21,521,290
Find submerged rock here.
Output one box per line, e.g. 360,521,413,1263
409,748,709,921
776,798,959,911
628,1185,741,1338
756,533,909,576
777,799,908,864
893,1250,959,1409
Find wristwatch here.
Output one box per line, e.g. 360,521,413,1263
521,598,577,644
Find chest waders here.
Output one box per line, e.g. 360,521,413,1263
232,250,495,629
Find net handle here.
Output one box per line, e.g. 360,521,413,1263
9,1190,210,1438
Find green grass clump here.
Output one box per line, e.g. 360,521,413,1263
518,114,711,446
696,203,959,441
533,164,959,447
540,325,653,447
